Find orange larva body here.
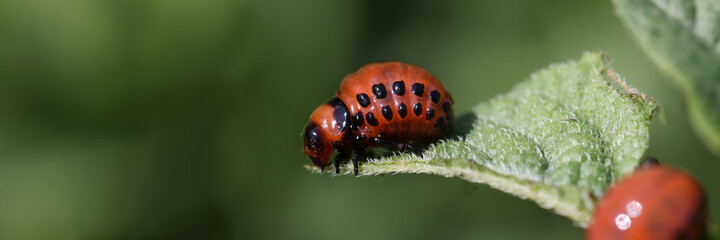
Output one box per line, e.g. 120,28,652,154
303,62,453,174
336,62,453,139
586,165,707,240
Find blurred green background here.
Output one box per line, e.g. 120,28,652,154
0,0,718,239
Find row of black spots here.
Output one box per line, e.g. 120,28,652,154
369,101,429,123
353,104,409,128
355,83,396,109
354,82,445,126
356,104,442,128
392,81,436,98
379,103,413,121
407,102,442,121
373,82,406,99
357,82,441,107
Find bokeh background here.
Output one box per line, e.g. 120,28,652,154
0,0,718,239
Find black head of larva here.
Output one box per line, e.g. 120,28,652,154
302,122,332,169
303,122,322,151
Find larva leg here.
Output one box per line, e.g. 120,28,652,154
333,150,350,174
351,151,359,175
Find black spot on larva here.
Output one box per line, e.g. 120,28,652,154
356,93,370,107
413,103,423,116
412,83,425,96
398,103,408,118
442,102,452,113
434,117,445,129
430,90,440,103
392,81,405,96
372,84,387,99
382,106,393,121
426,109,435,120
352,112,364,126
327,98,349,131
366,112,379,126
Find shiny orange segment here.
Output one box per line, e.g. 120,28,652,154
309,104,345,143
586,165,706,240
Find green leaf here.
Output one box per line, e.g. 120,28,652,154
612,0,720,156
306,52,656,226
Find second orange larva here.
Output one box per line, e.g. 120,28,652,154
302,62,454,174
586,164,707,240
